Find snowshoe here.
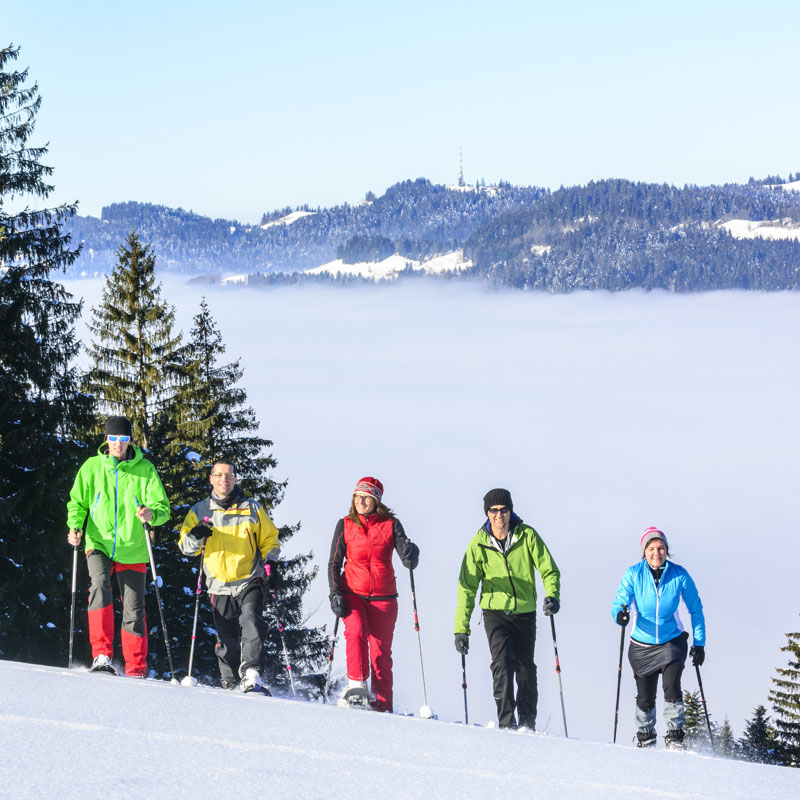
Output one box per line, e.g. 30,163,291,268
664,729,685,751
239,668,268,694
636,729,657,748
89,654,118,676
338,681,371,709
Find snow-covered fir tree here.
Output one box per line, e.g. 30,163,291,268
738,705,780,765
769,622,800,767
0,44,94,664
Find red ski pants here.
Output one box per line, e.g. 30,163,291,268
343,595,398,712
86,550,148,676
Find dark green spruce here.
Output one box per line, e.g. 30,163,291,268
0,44,94,664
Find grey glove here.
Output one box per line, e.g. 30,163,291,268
543,596,560,616
454,633,469,655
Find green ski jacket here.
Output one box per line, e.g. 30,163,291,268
66,444,170,564
454,519,560,634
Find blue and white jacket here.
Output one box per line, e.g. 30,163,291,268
612,560,705,646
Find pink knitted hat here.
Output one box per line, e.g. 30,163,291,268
640,526,668,555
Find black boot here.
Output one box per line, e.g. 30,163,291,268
636,729,657,748
664,729,685,751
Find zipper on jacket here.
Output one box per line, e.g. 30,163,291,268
112,466,119,560
90,492,101,520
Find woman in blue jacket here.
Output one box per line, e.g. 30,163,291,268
612,527,705,749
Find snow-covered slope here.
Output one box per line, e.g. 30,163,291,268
306,249,470,280
1,659,794,800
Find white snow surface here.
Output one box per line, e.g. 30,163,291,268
307,249,469,279
720,218,800,241
260,210,315,229
2,658,795,800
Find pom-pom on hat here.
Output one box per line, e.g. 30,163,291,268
483,488,513,515
354,476,383,503
640,526,668,555
105,416,132,437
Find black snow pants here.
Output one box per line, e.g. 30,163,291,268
483,609,537,729
210,578,267,687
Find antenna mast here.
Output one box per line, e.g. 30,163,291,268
458,146,465,187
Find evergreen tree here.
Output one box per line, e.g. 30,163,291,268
160,299,329,693
0,44,94,663
738,705,779,764
769,625,800,767
85,230,184,449
717,717,738,759
84,232,186,674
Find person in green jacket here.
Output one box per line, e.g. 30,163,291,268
66,416,170,677
454,488,560,730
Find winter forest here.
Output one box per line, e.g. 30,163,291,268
2,38,800,792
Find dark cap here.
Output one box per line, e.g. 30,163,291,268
483,488,513,514
105,416,132,437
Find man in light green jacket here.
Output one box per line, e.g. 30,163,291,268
67,416,170,676
454,488,560,730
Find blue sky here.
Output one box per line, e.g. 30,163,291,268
5,1,800,222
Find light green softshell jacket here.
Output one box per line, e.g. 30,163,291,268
454,520,560,634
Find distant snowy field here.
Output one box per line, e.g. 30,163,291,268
59,278,800,747
1,659,796,799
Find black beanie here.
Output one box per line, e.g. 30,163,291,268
483,488,513,514
105,416,133,437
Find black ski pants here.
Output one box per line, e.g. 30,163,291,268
482,609,537,729
210,579,267,687
634,660,684,709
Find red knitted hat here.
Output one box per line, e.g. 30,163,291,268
353,476,383,502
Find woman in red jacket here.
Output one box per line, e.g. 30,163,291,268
328,476,419,711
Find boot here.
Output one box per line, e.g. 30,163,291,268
664,729,685,751
339,678,371,708
90,654,118,675
636,729,657,748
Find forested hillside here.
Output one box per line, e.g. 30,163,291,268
64,176,800,291
64,179,545,275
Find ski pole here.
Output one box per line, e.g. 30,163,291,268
323,616,340,703
68,544,78,669
409,568,431,714
550,615,568,738
461,652,469,725
135,497,176,679
695,664,715,752
266,564,296,697
612,605,628,743
186,532,208,682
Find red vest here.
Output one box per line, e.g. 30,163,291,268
342,515,397,597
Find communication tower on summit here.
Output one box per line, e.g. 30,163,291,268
458,146,465,187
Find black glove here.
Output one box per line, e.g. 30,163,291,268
265,561,279,589
616,607,630,626
190,520,213,541
690,645,705,667
454,633,469,655
542,596,560,616
402,542,420,570
330,592,346,618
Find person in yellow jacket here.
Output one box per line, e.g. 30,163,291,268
178,459,280,692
